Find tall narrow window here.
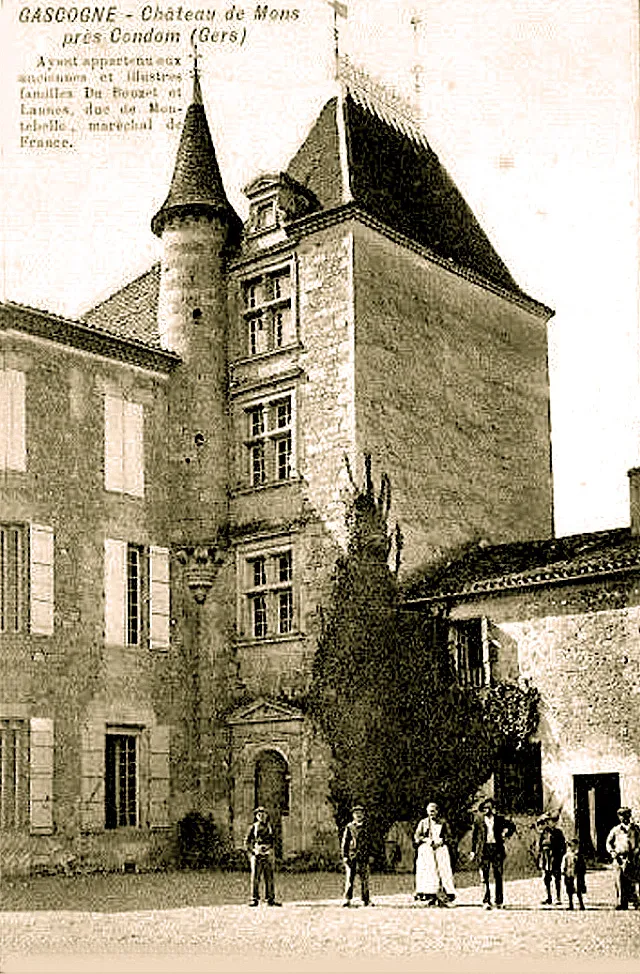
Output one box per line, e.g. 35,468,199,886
105,539,157,648
126,545,143,646
0,525,24,634
252,595,268,639
0,720,27,830
105,733,138,829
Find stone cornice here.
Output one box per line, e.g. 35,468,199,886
0,301,180,373
282,203,553,322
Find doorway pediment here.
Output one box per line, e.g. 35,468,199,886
227,698,304,726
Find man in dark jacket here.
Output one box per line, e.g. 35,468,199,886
246,807,281,906
342,805,373,907
470,798,516,909
537,812,566,905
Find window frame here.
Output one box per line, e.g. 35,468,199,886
242,390,296,489
240,262,295,358
0,524,27,635
448,617,491,688
0,719,28,831
105,728,139,830
239,543,296,641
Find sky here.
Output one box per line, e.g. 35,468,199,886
0,0,638,538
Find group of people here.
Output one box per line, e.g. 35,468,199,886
244,800,640,911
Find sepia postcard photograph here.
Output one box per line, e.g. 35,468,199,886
0,0,638,971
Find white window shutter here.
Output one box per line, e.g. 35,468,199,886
30,524,54,636
80,720,105,831
30,717,54,834
7,370,26,472
0,370,8,468
149,725,170,828
481,616,491,686
123,400,144,497
104,395,124,493
104,538,126,645
150,546,170,650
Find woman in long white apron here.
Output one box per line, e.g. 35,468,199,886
414,802,456,905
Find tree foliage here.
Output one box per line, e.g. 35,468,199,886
309,456,540,859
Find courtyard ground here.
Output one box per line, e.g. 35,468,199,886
0,867,637,973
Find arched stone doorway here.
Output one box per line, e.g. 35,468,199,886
254,749,290,860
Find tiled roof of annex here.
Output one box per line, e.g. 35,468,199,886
404,528,640,603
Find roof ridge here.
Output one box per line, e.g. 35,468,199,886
339,55,429,150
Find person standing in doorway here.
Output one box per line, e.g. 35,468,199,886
470,798,516,910
246,807,281,907
537,812,566,905
342,805,373,907
606,807,640,910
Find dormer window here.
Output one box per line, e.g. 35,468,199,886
255,200,277,231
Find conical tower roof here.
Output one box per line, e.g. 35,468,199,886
151,66,235,236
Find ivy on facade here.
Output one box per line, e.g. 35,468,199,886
309,456,542,858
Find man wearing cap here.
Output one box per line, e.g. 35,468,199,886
246,807,281,907
606,807,640,910
537,812,566,905
470,798,516,909
341,805,373,907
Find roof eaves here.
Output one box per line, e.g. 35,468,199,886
405,556,640,604
283,204,554,320
0,301,180,373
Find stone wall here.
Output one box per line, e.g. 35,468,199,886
0,328,179,873
353,223,554,574
450,575,640,823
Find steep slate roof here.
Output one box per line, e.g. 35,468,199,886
286,90,521,297
151,70,240,237
404,528,640,603
83,264,161,346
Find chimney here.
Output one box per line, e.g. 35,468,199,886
628,468,640,535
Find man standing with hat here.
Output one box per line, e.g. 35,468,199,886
606,807,640,910
246,806,281,907
470,798,516,909
537,812,566,905
341,804,373,907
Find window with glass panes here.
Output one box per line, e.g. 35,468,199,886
0,720,27,830
126,544,146,646
244,548,294,639
105,732,138,828
244,394,294,487
241,265,293,356
0,525,26,634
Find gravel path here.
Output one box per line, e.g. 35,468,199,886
0,869,637,972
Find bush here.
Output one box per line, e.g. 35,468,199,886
177,812,233,870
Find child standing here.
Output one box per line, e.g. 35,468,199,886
561,837,586,911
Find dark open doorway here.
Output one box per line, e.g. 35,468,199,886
254,749,290,860
574,772,620,861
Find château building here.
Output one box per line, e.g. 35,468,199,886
0,62,553,873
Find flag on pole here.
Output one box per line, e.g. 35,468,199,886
327,0,348,18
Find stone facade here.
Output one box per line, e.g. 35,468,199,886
0,70,554,873
408,518,640,860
